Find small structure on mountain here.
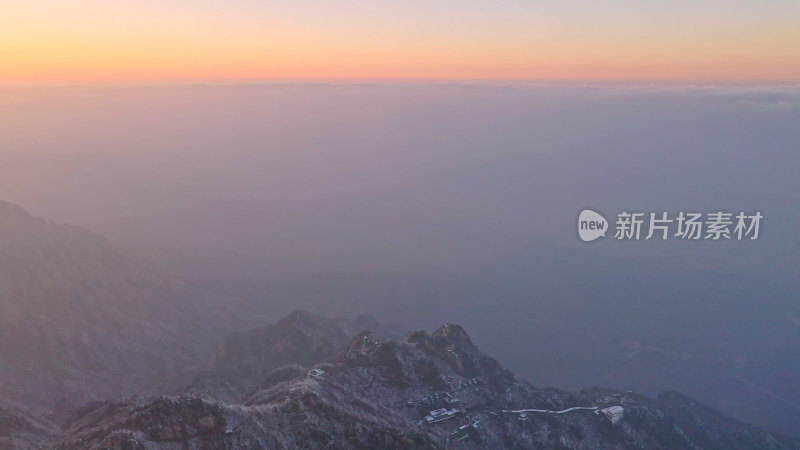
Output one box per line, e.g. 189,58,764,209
424,408,460,424
306,368,326,379
450,420,480,442
598,406,624,424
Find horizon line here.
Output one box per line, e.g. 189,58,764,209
3,79,799,89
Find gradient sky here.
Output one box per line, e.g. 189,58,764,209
1,1,799,83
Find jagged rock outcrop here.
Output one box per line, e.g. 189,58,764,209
186,310,408,404
49,319,800,450
208,310,407,381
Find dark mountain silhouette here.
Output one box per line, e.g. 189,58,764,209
44,312,800,449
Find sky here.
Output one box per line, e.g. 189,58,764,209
1,0,799,84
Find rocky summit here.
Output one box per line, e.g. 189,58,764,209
29,313,799,450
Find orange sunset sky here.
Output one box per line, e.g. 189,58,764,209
2,1,799,84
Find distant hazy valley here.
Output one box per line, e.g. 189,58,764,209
0,201,798,448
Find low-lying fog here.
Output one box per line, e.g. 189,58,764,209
2,83,799,434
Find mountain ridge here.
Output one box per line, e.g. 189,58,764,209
41,312,800,450
0,200,269,417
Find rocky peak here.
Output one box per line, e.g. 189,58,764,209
275,309,325,328
208,311,405,386
409,325,508,380
51,318,800,450
431,323,474,347
410,324,478,357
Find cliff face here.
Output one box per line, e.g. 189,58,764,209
50,315,799,450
